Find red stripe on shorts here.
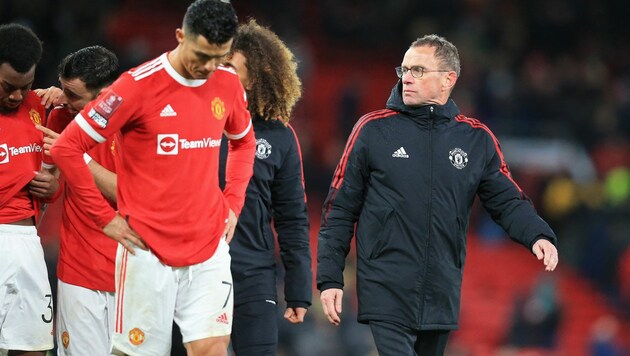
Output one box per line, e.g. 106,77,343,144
115,249,129,333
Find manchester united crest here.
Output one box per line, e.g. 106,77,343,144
255,138,272,159
129,327,145,346
449,147,468,169
61,331,70,349
211,97,225,120
29,109,42,125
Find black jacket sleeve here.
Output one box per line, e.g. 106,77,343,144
477,134,557,250
272,128,312,308
317,125,370,291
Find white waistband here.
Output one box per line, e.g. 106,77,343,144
0,224,37,235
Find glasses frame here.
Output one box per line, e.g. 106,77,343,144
395,66,450,79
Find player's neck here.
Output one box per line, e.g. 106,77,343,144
167,48,187,79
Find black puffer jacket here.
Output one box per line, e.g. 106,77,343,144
317,81,556,330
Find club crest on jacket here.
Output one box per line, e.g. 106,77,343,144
255,138,272,159
449,147,468,169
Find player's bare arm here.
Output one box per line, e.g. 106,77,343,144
88,160,117,203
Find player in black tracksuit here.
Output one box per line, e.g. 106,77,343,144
317,35,559,355
219,118,311,355
219,20,312,356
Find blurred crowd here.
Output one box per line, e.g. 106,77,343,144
2,0,629,354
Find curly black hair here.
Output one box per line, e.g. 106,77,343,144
58,46,119,92
183,0,238,45
230,19,302,123
0,23,43,73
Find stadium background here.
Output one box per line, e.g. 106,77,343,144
2,0,630,354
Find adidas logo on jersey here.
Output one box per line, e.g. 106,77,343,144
160,104,177,117
392,147,409,158
215,312,229,325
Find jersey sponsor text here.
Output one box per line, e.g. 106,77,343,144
156,134,221,155
0,142,43,164
180,137,221,149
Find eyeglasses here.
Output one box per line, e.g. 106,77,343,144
395,66,450,79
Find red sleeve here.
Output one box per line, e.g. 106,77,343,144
42,107,72,169
222,82,255,216
50,121,116,227
47,107,73,133
224,128,255,216
49,76,138,227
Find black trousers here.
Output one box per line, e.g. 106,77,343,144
231,300,278,356
369,321,450,356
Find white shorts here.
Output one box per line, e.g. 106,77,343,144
0,225,53,352
111,239,233,356
56,280,116,355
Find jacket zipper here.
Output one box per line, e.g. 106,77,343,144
418,106,435,326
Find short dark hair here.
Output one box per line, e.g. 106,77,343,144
183,0,237,45
58,46,119,92
0,23,43,73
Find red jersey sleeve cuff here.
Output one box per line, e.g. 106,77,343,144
96,209,118,229
227,200,243,217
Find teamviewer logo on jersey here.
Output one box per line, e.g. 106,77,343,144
0,144,9,164
157,134,178,155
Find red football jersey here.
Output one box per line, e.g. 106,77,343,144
52,53,255,266
48,107,118,291
0,91,46,223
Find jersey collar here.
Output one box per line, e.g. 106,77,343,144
161,53,207,88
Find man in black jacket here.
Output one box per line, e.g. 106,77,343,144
317,34,559,355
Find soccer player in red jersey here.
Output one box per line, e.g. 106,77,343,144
50,1,256,355
0,23,59,356
37,45,121,355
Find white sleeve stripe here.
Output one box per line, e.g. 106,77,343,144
224,119,252,140
130,56,161,77
133,64,164,81
75,113,106,143
217,66,237,75
41,162,55,170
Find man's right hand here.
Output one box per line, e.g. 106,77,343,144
320,288,343,326
34,86,62,109
103,214,148,255
35,125,60,156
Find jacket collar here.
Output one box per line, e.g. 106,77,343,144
385,80,460,124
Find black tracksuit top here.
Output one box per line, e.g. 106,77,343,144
317,81,557,330
220,117,312,309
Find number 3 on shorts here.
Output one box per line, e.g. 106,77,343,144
41,293,53,323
